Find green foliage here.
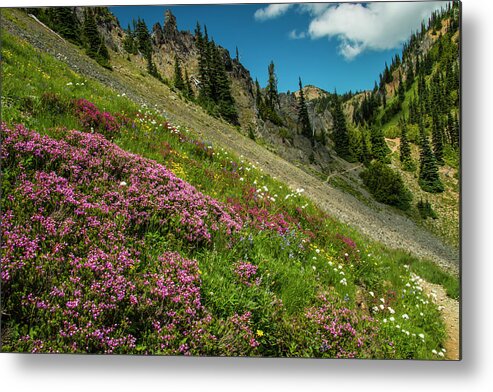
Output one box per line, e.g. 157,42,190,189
332,94,351,160
195,23,238,125
431,109,445,166
266,61,280,111
370,126,390,164
146,52,162,81
297,78,312,140
359,129,371,166
27,7,82,45
173,56,185,91
82,8,111,69
399,118,416,171
123,23,138,55
183,69,194,99
417,199,437,220
360,162,412,210
418,121,444,193
397,72,405,103
135,17,152,57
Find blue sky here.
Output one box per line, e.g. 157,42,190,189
110,2,447,94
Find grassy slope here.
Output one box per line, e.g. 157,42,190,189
1,12,458,358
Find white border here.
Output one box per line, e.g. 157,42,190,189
1,1,492,391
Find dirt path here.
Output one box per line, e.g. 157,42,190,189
3,12,459,275
421,280,460,360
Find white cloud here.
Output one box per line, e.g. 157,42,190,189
254,4,293,21
338,40,364,61
308,2,447,60
298,3,331,16
288,29,306,40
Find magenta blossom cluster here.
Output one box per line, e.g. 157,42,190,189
233,261,260,287
229,202,291,235
336,234,357,249
0,122,245,353
1,123,242,246
305,294,380,359
74,98,121,138
216,311,260,355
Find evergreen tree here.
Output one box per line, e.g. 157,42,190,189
146,52,160,80
398,72,405,103
431,108,444,165
184,69,194,99
399,117,415,171
212,45,238,124
447,111,460,150
82,8,110,69
370,126,390,163
359,128,371,166
405,63,415,90
173,56,185,91
360,161,412,211
123,23,137,55
297,78,312,140
418,119,444,193
255,79,263,111
135,18,152,57
195,23,211,101
266,61,279,110
48,7,81,45
332,93,351,160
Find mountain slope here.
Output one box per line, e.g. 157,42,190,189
1,9,458,272
1,7,461,358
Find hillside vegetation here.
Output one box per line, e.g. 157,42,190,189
0,6,458,358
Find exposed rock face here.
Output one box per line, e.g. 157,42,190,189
163,9,178,41
90,6,333,174
152,22,163,46
266,91,334,174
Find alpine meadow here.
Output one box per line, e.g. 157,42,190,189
0,2,460,359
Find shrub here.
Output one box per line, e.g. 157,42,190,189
360,161,412,210
417,199,437,219
40,92,70,116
